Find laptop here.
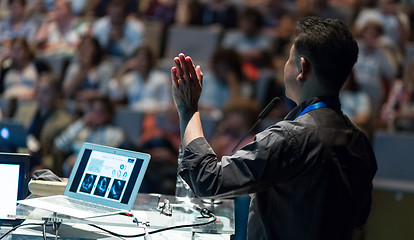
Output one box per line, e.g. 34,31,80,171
18,142,150,219
0,153,30,226
0,121,27,148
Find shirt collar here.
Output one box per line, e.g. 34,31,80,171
284,96,341,121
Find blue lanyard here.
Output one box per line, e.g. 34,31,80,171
296,101,337,119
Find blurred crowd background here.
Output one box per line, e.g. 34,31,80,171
0,0,413,197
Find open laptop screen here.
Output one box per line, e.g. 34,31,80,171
0,153,30,226
65,143,150,211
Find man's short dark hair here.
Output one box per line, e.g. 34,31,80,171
294,17,358,91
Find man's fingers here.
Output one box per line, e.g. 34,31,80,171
196,65,203,88
186,56,197,82
174,56,184,80
171,67,179,86
179,53,191,82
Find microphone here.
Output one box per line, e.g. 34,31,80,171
229,97,280,155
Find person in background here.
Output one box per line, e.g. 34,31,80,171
171,16,377,239
339,71,372,138
139,137,178,195
63,35,114,114
353,20,396,126
108,45,171,113
210,98,261,160
92,0,145,60
197,0,238,28
91,0,138,18
353,0,410,52
35,0,86,55
381,58,414,131
0,0,38,46
221,7,272,68
13,73,72,174
1,37,38,100
246,0,291,29
54,96,125,177
140,0,176,25
199,47,253,113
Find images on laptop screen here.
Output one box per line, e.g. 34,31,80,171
68,148,144,205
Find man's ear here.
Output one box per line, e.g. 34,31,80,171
296,57,310,82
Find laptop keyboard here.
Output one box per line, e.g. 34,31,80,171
42,196,121,214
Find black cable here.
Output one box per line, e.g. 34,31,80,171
0,222,52,239
88,209,217,238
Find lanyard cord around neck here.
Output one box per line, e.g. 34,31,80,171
295,101,339,119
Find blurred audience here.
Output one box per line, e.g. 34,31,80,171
92,0,145,60
139,137,178,195
0,0,414,181
353,20,396,125
354,0,410,51
54,96,125,177
199,48,253,113
141,0,176,25
35,0,86,55
108,45,171,113
63,36,114,105
340,71,372,137
221,7,272,68
210,98,261,160
246,0,291,28
13,73,72,174
0,0,38,46
381,58,414,131
196,0,238,28
1,38,38,100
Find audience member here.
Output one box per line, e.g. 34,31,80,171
63,36,114,102
221,7,272,68
35,0,86,55
92,0,138,18
196,0,238,28
1,38,38,100
141,0,176,25
54,96,125,177
354,0,411,51
339,71,372,137
108,45,171,113
246,0,291,28
305,0,352,24
139,137,178,195
353,21,396,124
174,0,202,26
210,98,261,160
0,0,38,46
199,48,253,112
92,0,145,60
13,73,72,174
381,58,414,131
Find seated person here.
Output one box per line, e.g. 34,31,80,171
0,0,38,46
54,96,125,177
1,37,38,100
339,71,372,138
13,73,73,174
108,45,171,113
35,0,86,55
63,36,114,101
92,0,145,60
210,98,261,160
199,47,254,113
221,7,272,68
197,0,238,28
